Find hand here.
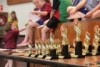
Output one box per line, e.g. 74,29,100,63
30,11,36,14
70,8,77,15
31,11,39,15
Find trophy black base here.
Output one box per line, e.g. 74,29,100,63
49,49,58,59
28,53,32,57
37,55,47,59
64,53,71,59
85,45,93,56
30,54,39,58
61,45,71,59
77,55,85,58
97,45,100,55
34,54,39,58
75,41,82,56
85,53,92,56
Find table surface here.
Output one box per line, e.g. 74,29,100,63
0,49,100,67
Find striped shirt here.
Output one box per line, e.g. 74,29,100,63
85,0,100,11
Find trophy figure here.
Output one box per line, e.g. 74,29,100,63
25,43,33,57
56,39,61,55
38,41,47,59
59,25,71,59
44,40,48,55
92,25,100,55
49,32,58,59
82,32,91,56
31,41,39,58
97,28,100,55
73,21,84,58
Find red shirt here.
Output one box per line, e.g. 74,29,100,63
40,2,51,21
4,30,19,49
54,10,60,20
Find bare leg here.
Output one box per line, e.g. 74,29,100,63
5,59,13,67
92,10,100,19
41,25,51,41
22,30,29,43
26,22,40,43
5,61,9,67
8,60,13,67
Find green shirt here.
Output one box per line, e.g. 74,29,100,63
59,0,72,22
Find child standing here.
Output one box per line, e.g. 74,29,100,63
3,23,25,67
8,11,18,30
3,23,19,67
41,0,72,41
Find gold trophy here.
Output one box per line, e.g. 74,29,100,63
92,25,100,55
31,41,39,58
71,19,84,58
45,32,58,59
38,41,46,59
60,25,69,45
45,40,53,60
44,40,49,55
82,32,91,55
59,25,71,59
25,43,33,57
98,28,100,55
56,39,61,55
74,22,81,42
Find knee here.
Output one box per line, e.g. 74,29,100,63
27,23,33,28
41,27,48,34
41,27,46,34
92,11,100,19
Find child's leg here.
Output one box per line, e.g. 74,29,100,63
22,31,29,43
8,60,13,67
5,59,13,67
41,17,59,41
41,25,51,41
5,61,9,67
92,10,100,19
26,22,39,43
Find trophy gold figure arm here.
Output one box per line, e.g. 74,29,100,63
74,23,81,42
83,32,91,55
60,26,69,45
92,25,100,55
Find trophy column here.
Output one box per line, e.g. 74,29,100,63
82,32,91,56
92,25,100,55
74,19,84,58
97,28,100,55
59,25,71,59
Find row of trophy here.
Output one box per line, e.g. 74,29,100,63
30,28,71,59
30,19,100,59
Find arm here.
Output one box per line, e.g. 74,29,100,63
85,4,100,18
32,11,48,16
50,0,60,18
70,0,87,15
50,9,55,18
32,4,51,16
